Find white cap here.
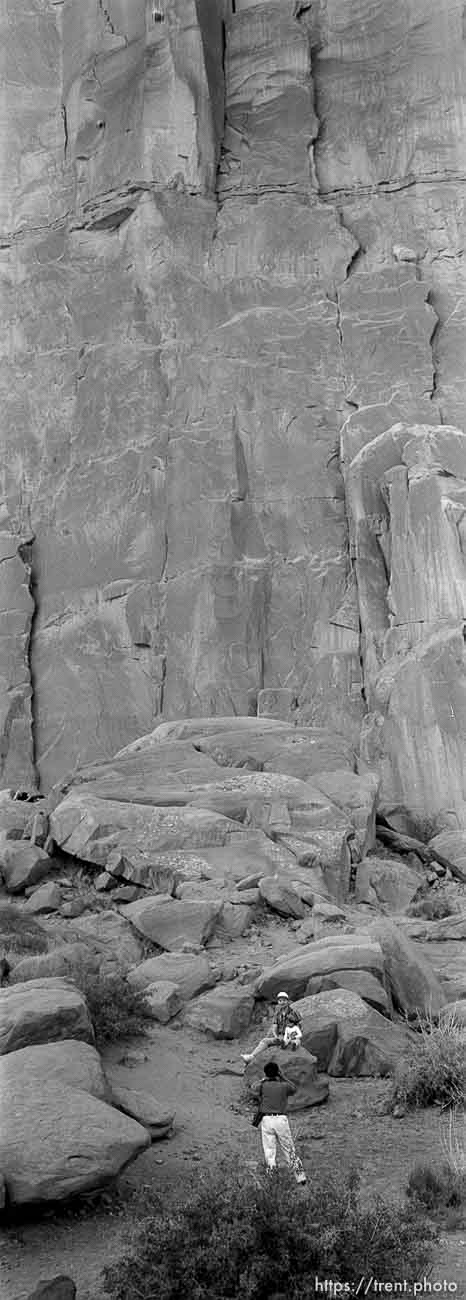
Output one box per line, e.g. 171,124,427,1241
277,991,289,999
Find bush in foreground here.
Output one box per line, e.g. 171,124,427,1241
407,1162,465,1214
73,969,151,1047
102,1165,434,1300
391,1011,466,1110
0,902,48,957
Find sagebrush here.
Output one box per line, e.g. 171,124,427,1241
102,1164,434,1300
0,902,48,956
407,1161,465,1213
73,969,151,1047
391,1011,466,1110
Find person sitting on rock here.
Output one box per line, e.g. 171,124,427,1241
241,990,303,1064
251,1060,307,1185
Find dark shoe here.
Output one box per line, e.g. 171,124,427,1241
291,1043,297,1052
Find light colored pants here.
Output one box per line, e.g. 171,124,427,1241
260,1114,306,1183
248,1026,302,1060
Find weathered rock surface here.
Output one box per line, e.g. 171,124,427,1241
0,842,51,894
304,970,391,1017
183,984,255,1039
256,936,384,1002
107,1082,175,1140
0,902,48,959
142,981,182,1024
0,1040,150,1204
0,977,94,1055
244,1045,329,1113
297,990,414,1077
0,0,464,854
24,883,62,914
121,895,222,951
354,856,424,913
126,952,218,1002
367,918,445,1018
68,911,144,971
258,875,305,919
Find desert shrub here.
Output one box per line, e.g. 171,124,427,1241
73,969,151,1047
391,1011,466,1110
0,902,48,956
408,895,454,921
407,1162,465,1213
102,1164,434,1300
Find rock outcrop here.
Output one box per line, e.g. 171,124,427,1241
1,0,463,835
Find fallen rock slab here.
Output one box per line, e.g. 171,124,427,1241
367,918,445,1018
108,1083,175,1140
0,842,52,894
0,977,94,1054
121,895,222,951
305,969,391,1016
297,989,414,1076
24,883,62,914
259,875,305,919
256,936,384,1001
127,952,218,1001
183,984,255,1039
69,911,144,970
244,1045,329,1112
50,791,243,868
354,855,424,913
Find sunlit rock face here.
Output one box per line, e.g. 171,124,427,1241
0,0,464,826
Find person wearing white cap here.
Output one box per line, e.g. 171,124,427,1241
241,990,303,1065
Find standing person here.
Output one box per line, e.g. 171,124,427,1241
241,991,302,1065
252,1060,306,1185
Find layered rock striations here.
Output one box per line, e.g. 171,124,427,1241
0,0,464,827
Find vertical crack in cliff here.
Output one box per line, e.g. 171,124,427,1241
427,299,443,420
18,537,40,793
61,105,68,161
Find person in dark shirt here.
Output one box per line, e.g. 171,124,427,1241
241,991,302,1064
251,1061,306,1185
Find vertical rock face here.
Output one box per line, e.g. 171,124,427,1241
0,0,464,823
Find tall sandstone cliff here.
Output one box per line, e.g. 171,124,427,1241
0,0,465,825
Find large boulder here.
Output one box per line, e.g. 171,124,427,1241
243,1045,329,1112
107,1082,175,1140
121,895,223,951
127,952,218,1001
354,855,424,913
50,791,244,869
304,969,391,1016
0,842,52,894
297,989,414,1076
69,910,145,971
183,984,255,1039
24,883,62,914
0,977,94,1054
0,1040,150,1205
255,935,384,1001
258,875,305,919
414,913,466,942
428,830,466,878
367,918,445,1017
